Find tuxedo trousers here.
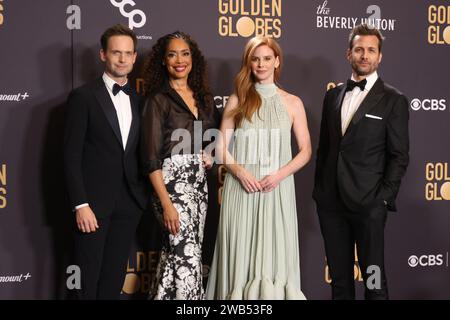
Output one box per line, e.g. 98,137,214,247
317,200,389,300
73,179,142,300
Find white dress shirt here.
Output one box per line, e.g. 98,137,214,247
341,71,378,135
74,73,133,211
102,72,133,149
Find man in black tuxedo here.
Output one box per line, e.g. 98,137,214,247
64,24,148,299
313,24,409,300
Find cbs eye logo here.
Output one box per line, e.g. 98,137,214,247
410,98,446,111
408,255,419,267
408,254,444,267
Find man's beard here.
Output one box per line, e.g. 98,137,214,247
352,61,376,76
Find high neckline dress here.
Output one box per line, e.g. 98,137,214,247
206,83,306,300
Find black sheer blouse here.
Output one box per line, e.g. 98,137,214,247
142,83,221,174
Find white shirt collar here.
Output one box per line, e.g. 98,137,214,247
350,71,378,92
102,72,128,93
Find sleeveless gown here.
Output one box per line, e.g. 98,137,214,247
206,83,306,300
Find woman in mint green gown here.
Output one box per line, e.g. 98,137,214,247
206,36,311,300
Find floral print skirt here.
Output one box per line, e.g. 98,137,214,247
152,154,207,300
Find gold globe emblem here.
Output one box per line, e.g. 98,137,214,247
236,17,255,37
440,181,450,200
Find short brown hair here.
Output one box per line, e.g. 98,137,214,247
100,24,137,52
348,23,385,52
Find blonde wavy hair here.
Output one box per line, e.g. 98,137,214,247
231,36,283,127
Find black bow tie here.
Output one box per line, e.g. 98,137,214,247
345,79,367,92
112,83,131,96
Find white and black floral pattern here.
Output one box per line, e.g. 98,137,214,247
152,154,208,300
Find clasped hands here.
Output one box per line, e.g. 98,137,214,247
236,167,282,193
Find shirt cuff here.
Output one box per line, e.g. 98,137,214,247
74,203,89,211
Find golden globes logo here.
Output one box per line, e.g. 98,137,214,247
327,81,344,91
218,165,227,205
325,245,363,283
428,5,450,45
218,0,282,38
425,162,450,200
135,78,145,95
0,164,6,209
0,0,4,26
122,251,159,294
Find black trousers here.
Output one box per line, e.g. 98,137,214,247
317,200,389,300
73,182,142,300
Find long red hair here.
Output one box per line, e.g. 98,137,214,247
231,36,283,127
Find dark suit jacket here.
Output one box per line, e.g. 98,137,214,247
63,77,148,218
313,77,409,212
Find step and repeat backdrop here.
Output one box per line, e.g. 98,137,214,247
0,0,449,299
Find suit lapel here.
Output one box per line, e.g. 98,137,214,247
125,92,140,153
347,78,385,132
94,78,124,149
334,85,347,137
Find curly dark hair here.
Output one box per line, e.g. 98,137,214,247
142,31,213,110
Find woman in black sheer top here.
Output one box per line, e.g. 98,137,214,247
141,31,220,300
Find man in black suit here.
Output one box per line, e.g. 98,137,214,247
313,24,409,300
64,24,148,299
